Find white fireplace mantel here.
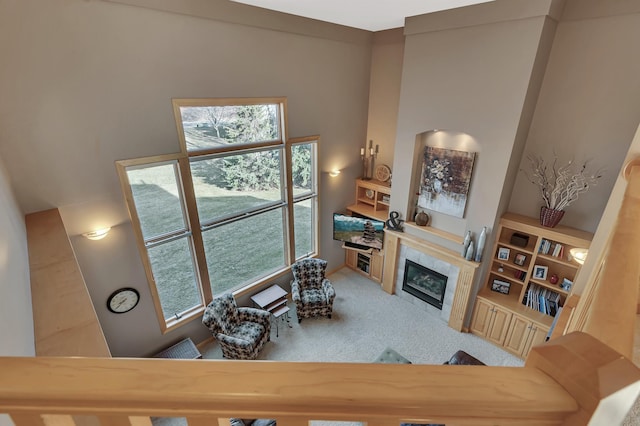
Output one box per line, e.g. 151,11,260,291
382,229,480,331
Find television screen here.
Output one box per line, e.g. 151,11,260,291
333,213,384,250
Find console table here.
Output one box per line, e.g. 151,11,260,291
250,284,291,337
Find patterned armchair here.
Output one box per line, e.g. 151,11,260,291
202,293,271,360
291,258,336,322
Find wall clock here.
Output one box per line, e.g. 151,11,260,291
107,287,140,314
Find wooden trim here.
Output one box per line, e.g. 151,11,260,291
26,209,111,357
381,229,479,331
172,97,288,156
115,160,179,333
288,135,320,260
115,153,183,168
385,229,480,270
448,266,475,331
527,332,640,425
178,157,212,304
0,356,578,423
403,221,464,244
500,212,593,247
582,165,640,357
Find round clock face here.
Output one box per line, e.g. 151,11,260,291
375,164,391,182
107,288,140,314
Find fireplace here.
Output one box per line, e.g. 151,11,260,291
402,259,448,310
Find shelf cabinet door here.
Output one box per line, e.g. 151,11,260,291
345,249,357,269
370,252,383,282
470,298,494,337
486,305,512,346
503,315,532,355
503,314,550,358
522,324,549,358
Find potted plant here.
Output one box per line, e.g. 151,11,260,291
524,154,603,227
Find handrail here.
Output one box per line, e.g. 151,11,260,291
583,163,640,357
0,356,578,425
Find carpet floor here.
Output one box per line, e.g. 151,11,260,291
201,267,524,367
154,267,638,425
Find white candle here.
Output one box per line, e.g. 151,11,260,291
360,148,365,156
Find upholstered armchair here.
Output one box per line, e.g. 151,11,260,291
291,258,336,322
202,293,271,360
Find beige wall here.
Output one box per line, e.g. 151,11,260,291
391,2,558,255
508,3,640,232
0,0,372,356
365,28,405,173
0,154,34,360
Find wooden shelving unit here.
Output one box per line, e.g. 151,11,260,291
346,178,391,222
344,179,390,282
470,212,593,359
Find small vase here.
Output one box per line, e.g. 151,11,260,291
474,226,487,262
415,211,429,226
465,240,475,261
461,231,472,257
540,207,565,228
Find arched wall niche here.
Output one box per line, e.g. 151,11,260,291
404,129,482,247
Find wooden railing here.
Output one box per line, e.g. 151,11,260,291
2,161,640,425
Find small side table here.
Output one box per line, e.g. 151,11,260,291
250,284,292,337
153,338,202,359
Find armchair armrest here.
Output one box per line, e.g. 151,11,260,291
238,306,271,327
291,280,301,302
322,278,336,303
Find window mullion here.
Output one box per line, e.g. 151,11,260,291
178,157,213,304
145,230,192,249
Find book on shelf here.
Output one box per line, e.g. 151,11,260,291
546,306,564,341
523,283,561,316
539,239,565,258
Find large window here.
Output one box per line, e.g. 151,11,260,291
117,98,318,332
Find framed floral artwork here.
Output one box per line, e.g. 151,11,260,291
418,146,476,218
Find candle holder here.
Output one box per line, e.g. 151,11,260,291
361,140,378,180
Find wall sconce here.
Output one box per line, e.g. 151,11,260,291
329,169,341,177
83,227,111,241
569,247,588,265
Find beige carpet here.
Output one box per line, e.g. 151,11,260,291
201,267,523,367
155,267,638,425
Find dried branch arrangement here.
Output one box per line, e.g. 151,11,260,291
525,154,603,211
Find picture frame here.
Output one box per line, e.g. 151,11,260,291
491,279,511,295
533,265,548,280
514,253,527,266
497,247,510,261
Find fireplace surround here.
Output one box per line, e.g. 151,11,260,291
382,229,480,331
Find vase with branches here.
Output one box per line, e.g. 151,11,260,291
524,154,603,227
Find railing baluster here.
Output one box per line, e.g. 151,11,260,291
98,415,133,426
10,414,47,426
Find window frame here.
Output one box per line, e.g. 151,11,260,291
116,97,318,333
